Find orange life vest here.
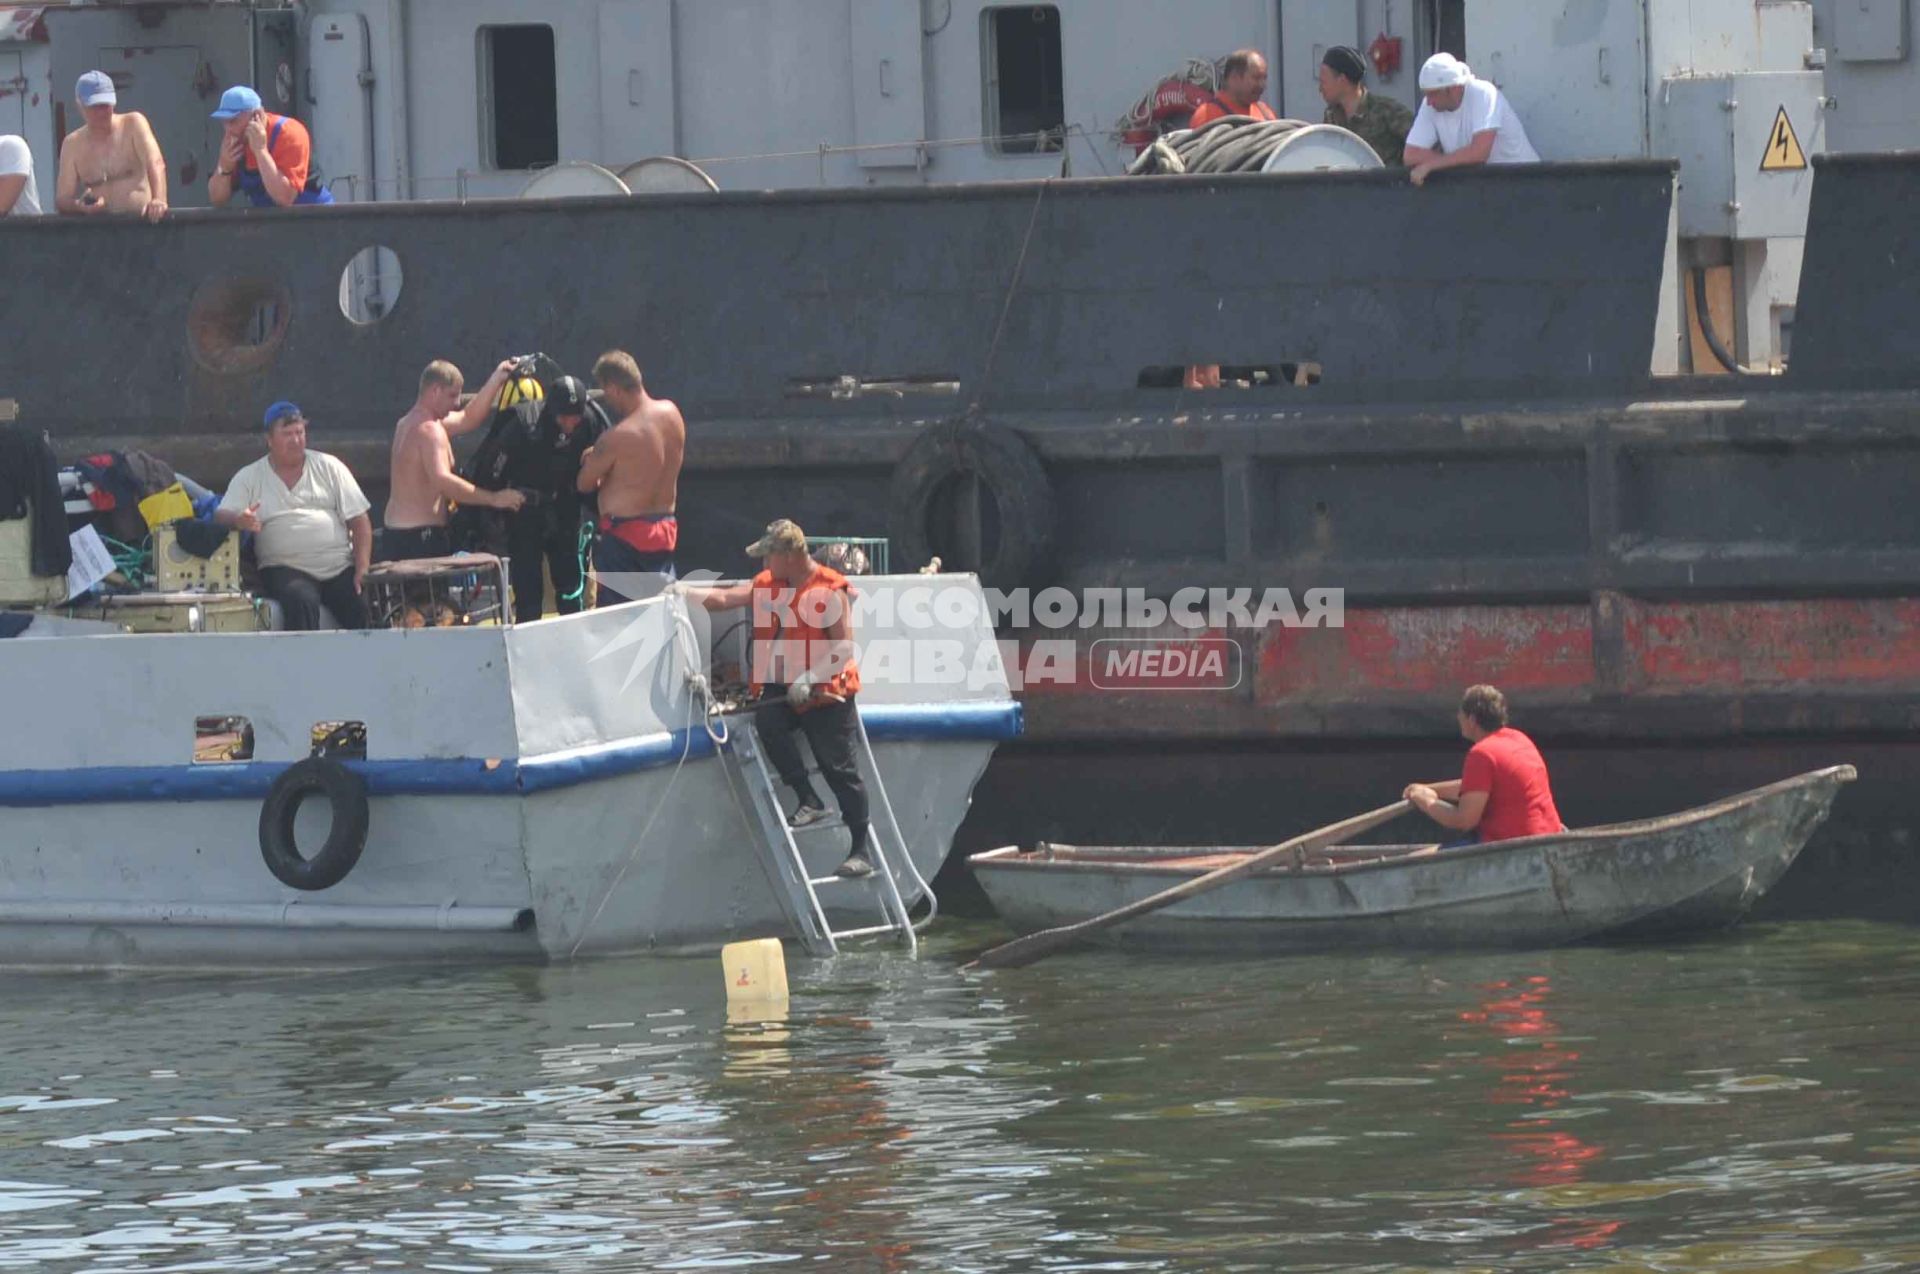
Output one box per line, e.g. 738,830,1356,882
749,563,861,710
1188,97,1278,129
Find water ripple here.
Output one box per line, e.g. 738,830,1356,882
0,923,1910,1268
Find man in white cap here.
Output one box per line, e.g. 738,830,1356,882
54,70,167,222
1403,52,1538,187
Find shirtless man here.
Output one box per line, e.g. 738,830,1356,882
576,350,685,606
55,71,167,223
383,359,525,560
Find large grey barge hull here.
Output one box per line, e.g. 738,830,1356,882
5,157,1918,918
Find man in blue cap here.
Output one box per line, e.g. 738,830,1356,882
206,85,332,208
55,70,167,222
215,401,371,630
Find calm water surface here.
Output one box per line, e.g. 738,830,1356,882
2,920,1917,1271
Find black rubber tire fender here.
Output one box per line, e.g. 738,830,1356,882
259,757,370,892
888,419,1054,592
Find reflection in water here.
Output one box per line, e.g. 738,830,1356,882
718,1006,915,1270
1461,974,1621,1250
0,923,1915,1268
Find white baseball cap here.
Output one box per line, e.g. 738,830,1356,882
1418,53,1471,91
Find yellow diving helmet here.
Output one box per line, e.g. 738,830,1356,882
495,369,545,410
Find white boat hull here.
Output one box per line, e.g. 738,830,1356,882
0,577,1015,967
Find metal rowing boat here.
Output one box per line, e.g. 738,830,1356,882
968,767,1856,954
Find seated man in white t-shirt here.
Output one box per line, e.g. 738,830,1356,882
215,401,374,630
1403,53,1539,188
0,134,42,216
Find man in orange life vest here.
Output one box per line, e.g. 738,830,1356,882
206,86,334,208
1184,50,1275,391
683,519,873,878
1403,684,1565,848
1187,49,1277,130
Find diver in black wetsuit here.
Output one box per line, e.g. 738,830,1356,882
509,375,611,620
455,362,615,622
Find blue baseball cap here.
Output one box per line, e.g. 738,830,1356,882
75,70,116,107
262,401,304,430
211,85,263,120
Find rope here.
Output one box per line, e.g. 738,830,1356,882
1127,116,1308,175
560,521,593,605
99,533,151,591
672,594,730,747
968,179,1049,416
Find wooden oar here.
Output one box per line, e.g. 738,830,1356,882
965,800,1413,971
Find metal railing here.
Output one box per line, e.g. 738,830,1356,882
318,121,1119,203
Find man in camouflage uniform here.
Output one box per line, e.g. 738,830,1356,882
1319,45,1415,167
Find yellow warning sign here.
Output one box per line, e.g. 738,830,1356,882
1761,106,1807,172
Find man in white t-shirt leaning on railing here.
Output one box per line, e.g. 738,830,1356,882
1403,52,1539,188
215,401,374,631
0,134,41,216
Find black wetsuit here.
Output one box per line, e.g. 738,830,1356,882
505,398,610,621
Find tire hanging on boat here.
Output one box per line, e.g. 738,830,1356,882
888,418,1054,591
259,757,371,891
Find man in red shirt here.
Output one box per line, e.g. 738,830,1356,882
1188,50,1277,129
1404,684,1564,845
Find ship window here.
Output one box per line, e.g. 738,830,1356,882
194,716,254,764
339,246,403,326
187,278,292,376
312,721,368,761
1136,363,1323,389
480,24,558,170
984,6,1064,155
1423,0,1466,61
785,374,962,400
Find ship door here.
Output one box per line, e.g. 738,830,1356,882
597,0,678,167
849,0,927,173
307,13,373,203
1277,5,1348,120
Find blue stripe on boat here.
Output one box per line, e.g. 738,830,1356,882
0,700,1023,807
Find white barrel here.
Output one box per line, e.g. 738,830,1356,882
618,156,721,194
1259,124,1386,173
520,162,632,198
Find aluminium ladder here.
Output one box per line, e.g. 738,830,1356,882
726,714,919,958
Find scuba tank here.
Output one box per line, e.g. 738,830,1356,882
461,355,550,491
453,354,555,552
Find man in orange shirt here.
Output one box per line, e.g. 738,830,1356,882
1404,684,1565,847
207,86,334,208
1183,50,1275,390
1187,50,1277,130
684,520,873,878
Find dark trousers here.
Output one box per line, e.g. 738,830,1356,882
757,696,869,855
507,514,588,623
591,535,675,608
503,514,549,621
378,525,451,562
259,564,367,631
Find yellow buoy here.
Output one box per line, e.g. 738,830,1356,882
721,937,789,1010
